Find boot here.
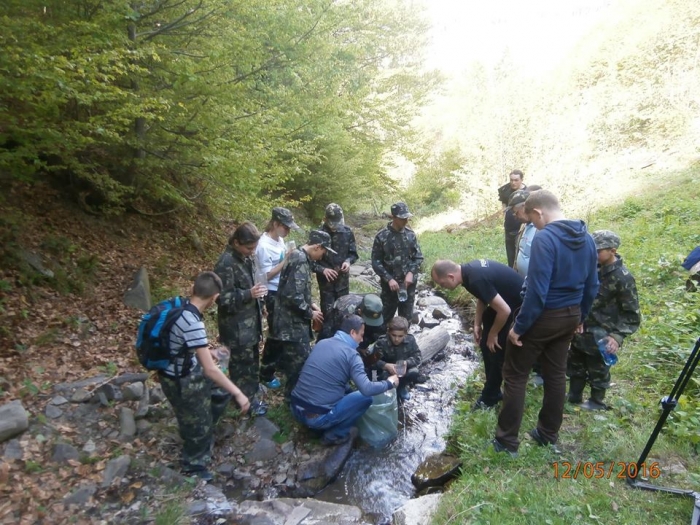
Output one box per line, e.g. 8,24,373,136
581,388,607,410
567,378,585,404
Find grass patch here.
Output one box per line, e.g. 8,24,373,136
424,166,700,525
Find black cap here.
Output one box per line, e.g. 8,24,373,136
390,202,412,219
308,230,338,254
271,207,300,230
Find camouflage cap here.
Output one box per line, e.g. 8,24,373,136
592,229,621,250
308,229,338,254
271,207,300,230
507,189,530,209
359,294,384,326
391,202,413,219
325,203,344,227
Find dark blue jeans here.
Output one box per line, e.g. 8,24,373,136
291,391,372,442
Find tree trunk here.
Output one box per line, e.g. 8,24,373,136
416,326,450,364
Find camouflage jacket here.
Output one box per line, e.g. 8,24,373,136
313,224,358,292
214,247,263,348
371,223,424,284
372,333,421,371
582,255,641,346
271,248,314,343
318,293,385,348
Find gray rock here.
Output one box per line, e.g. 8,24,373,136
274,472,287,484
97,384,117,402
418,317,440,329
124,266,152,311
217,463,236,477
134,385,150,419
245,438,278,462
416,296,448,308
63,483,97,506
431,307,450,320
188,501,208,516
22,250,54,278
392,493,442,525
411,454,462,491
281,441,295,455
112,373,150,386
150,385,165,404
45,404,63,420
50,395,69,406
3,439,23,460
54,375,108,393
101,455,131,487
348,264,367,277
119,407,136,441
296,431,357,494
71,388,92,403
82,439,96,453
411,311,421,325
135,419,152,434
253,416,279,440
239,498,364,524
0,400,29,442
121,382,144,401
153,465,185,485
52,443,80,463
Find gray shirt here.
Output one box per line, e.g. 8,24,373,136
164,304,204,377
292,332,392,410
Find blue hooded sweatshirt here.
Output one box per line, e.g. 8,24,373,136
514,219,599,335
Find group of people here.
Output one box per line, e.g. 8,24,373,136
157,201,425,478
432,177,641,456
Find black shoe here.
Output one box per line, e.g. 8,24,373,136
580,399,608,411
567,395,583,404
414,374,429,384
397,386,411,401
183,469,214,482
528,428,562,455
491,439,518,458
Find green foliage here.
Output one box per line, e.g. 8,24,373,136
404,145,462,216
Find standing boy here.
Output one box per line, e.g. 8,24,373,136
371,316,423,401
159,272,250,481
568,230,641,410
372,202,424,324
271,230,336,401
314,203,358,320
431,259,523,409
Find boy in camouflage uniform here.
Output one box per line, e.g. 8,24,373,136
371,317,422,401
271,230,336,401
317,292,385,350
568,230,641,410
314,203,359,320
160,272,250,481
214,222,267,415
371,202,424,324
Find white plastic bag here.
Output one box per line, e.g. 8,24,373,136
357,389,398,448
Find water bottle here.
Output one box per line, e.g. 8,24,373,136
598,339,618,366
254,257,268,296
397,284,408,303
217,347,230,375
287,240,296,252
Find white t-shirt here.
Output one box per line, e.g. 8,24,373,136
256,232,286,291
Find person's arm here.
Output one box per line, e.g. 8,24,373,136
341,230,359,271
513,234,555,335
486,294,511,352
607,273,641,353
195,347,249,413
473,299,485,343
216,260,264,312
408,234,424,277
371,232,392,283
256,243,286,282
580,244,600,322
350,353,398,396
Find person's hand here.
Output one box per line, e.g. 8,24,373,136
387,374,399,387
385,363,397,375
323,268,338,281
312,310,324,323
340,262,350,273
508,328,522,347
605,336,620,354
235,393,250,414
251,283,268,298
575,323,584,334
486,333,501,353
388,279,400,292
405,272,414,287
472,323,482,343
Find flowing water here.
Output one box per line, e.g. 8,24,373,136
315,315,478,524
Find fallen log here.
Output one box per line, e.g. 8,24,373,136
416,326,450,364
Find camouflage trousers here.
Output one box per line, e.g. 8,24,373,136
319,286,350,321
567,333,611,390
277,341,311,402
380,281,416,324
226,343,260,401
160,368,229,471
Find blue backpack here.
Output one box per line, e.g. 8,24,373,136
135,297,189,376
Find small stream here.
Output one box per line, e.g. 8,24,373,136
315,310,478,524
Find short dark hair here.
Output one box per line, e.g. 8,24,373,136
229,221,261,246
340,314,364,335
387,316,409,332
510,169,524,180
193,271,222,299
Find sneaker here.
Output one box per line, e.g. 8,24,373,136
265,378,282,389
528,428,562,454
491,439,518,458
183,469,214,482
397,386,411,401
250,399,269,416
471,397,499,411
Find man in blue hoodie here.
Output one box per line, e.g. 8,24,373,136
291,315,399,445
493,190,599,456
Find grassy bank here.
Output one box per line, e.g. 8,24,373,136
418,166,700,524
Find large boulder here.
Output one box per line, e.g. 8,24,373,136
0,400,29,443
411,454,462,491
392,494,442,525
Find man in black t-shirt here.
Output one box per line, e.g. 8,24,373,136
432,259,524,409
497,169,527,267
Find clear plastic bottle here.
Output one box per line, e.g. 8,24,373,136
217,347,230,375
397,284,408,302
598,339,618,366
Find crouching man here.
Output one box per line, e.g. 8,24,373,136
290,314,399,446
